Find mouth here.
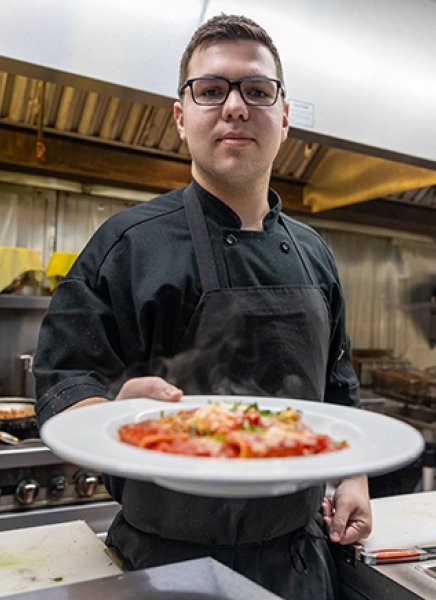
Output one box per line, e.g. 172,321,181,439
218,132,254,146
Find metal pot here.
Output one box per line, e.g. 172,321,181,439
0,397,38,440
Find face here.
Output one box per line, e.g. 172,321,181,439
174,40,289,192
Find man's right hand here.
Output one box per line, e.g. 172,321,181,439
66,376,183,411
116,376,183,402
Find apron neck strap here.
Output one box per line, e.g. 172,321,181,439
183,184,318,290
183,184,220,292
280,215,318,286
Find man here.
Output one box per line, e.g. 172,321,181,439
34,14,371,599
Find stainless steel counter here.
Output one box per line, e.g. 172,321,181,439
337,554,436,600
0,500,119,535
336,491,436,599
1,557,281,600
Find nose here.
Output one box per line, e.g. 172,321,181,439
221,87,249,121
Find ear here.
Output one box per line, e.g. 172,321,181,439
173,100,186,141
281,100,290,143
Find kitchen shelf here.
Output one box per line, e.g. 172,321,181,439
0,295,51,310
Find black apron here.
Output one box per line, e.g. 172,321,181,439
106,184,339,599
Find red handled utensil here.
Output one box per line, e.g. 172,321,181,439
361,546,436,565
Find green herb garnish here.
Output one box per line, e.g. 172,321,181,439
247,425,262,432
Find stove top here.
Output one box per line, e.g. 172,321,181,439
0,440,111,517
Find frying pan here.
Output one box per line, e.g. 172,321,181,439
0,397,38,440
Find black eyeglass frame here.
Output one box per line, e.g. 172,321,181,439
178,76,285,106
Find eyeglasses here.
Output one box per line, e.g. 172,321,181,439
179,76,285,107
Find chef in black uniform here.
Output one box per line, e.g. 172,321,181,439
34,14,371,599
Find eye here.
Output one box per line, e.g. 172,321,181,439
246,88,268,98
194,79,227,100
203,87,224,98
243,81,275,99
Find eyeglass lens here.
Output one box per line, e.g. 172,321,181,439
191,78,279,106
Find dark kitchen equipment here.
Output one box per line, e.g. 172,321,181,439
352,349,410,387
369,367,436,492
371,367,436,407
0,295,118,537
0,440,119,535
361,382,436,495
0,294,50,398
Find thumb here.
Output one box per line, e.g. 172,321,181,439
151,379,183,402
116,376,183,402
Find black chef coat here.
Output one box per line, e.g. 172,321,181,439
34,180,359,599
35,180,358,426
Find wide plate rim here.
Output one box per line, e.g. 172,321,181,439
40,395,424,495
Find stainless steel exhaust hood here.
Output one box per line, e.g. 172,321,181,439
2,0,435,167
205,0,436,171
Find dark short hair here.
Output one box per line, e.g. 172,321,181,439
178,14,285,96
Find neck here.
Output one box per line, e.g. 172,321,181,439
193,171,270,231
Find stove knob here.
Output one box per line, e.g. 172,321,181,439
75,472,98,497
48,475,68,496
15,479,39,505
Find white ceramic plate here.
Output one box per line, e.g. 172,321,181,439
41,396,424,497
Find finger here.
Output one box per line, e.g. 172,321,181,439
339,530,360,545
341,519,372,545
337,522,368,545
328,510,348,543
321,497,333,517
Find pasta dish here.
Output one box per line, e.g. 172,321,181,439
118,401,348,458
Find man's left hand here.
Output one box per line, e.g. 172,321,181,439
321,475,372,544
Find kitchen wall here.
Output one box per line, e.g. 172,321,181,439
1,180,435,389
317,226,436,370
0,184,55,267
0,183,136,262
0,183,137,395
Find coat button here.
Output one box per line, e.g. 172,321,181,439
225,234,237,246
280,240,290,253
